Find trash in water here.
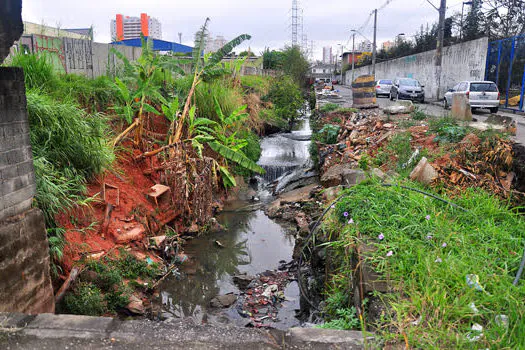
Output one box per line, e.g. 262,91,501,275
466,323,484,342
466,274,485,292
215,240,225,248
495,314,509,329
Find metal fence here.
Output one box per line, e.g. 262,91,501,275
485,34,525,112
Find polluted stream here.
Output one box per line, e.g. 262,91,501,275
157,117,313,330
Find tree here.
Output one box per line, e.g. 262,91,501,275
484,0,525,39
280,46,310,86
462,0,484,41
238,51,255,57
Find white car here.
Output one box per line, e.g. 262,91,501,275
375,79,393,97
444,81,500,113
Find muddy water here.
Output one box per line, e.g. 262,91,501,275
158,117,311,329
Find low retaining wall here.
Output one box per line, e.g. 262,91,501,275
345,37,489,100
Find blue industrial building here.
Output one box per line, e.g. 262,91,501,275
111,37,193,54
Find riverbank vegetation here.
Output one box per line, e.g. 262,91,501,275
7,19,308,316
309,107,525,347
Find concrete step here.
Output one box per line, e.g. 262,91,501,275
0,312,372,349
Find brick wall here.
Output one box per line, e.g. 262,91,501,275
0,67,55,314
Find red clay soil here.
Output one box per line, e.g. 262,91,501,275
57,142,182,274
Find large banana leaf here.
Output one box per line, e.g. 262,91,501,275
219,165,236,188
208,141,265,174
207,34,252,67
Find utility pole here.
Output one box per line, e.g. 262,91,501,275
351,32,356,84
372,9,377,76
178,32,182,44
435,0,446,100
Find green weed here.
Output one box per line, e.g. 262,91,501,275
63,282,106,316
317,124,340,144
324,182,525,348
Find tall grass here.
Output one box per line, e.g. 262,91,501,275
8,52,58,90
324,181,525,348
27,90,114,178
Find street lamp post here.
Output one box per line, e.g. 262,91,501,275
351,32,355,84
337,44,343,84
460,1,473,40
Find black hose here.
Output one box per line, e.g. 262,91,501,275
513,243,525,286
297,183,469,311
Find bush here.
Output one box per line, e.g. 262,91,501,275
63,282,106,316
319,103,340,113
241,75,271,96
267,75,303,128
317,124,340,144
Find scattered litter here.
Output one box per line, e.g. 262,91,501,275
469,302,479,314
466,274,485,292
466,323,484,342
411,315,422,326
495,314,509,329
215,240,225,248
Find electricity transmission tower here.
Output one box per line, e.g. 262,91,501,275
291,0,299,47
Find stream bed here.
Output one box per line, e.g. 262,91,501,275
158,117,312,329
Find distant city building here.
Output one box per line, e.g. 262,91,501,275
322,46,333,64
357,41,372,53
23,22,92,40
381,41,394,51
205,35,227,53
111,13,162,41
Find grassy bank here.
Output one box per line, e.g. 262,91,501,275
322,181,525,348
310,108,525,347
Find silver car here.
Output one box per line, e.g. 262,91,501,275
375,79,393,97
444,81,500,113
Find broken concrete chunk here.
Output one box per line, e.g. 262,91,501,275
114,225,145,244
126,294,145,315
210,293,237,308
409,157,438,185
370,168,386,180
342,169,366,186
383,101,414,115
232,274,256,290
149,235,166,249
451,93,472,121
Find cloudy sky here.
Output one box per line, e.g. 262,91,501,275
22,0,468,60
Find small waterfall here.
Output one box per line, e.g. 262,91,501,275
261,164,298,182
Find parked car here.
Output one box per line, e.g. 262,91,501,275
375,79,393,97
390,78,425,103
444,81,500,113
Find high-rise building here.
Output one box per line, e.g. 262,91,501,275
357,41,372,53
381,41,394,51
205,35,227,54
110,13,162,41
322,46,332,64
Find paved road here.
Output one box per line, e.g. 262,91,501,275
328,85,525,145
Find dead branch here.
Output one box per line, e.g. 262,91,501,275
100,203,114,238
55,267,80,304
113,119,139,147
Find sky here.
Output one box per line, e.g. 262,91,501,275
22,0,468,60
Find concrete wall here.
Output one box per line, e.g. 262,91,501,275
344,37,489,100
0,67,55,314
15,35,142,78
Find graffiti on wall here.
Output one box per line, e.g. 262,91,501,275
32,35,66,73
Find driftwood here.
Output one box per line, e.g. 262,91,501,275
100,203,114,238
55,267,80,304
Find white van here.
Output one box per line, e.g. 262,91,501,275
444,81,500,113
